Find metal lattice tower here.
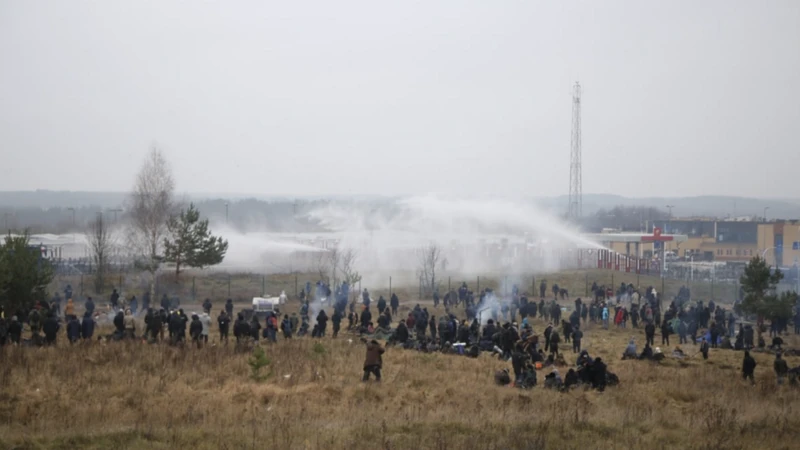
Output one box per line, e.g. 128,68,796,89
568,81,582,220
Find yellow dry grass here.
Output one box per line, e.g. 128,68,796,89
2,312,800,449
4,272,796,449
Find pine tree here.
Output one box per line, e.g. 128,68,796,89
0,232,54,312
163,203,228,279
739,256,797,322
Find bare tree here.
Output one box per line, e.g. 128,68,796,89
85,212,115,294
313,251,331,283
127,146,175,296
417,243,442,299
327,246,341,285
340,248,362,287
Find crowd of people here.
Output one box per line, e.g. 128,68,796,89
1,278,799,389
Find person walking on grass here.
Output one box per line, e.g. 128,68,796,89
362,338,385,382
700,337,709,360
742,351,756,385
775,353,789,385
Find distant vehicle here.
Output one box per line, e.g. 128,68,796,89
242,295,285,321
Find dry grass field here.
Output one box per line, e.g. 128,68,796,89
3,273,797,450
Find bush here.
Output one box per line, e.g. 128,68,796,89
248,346,272,382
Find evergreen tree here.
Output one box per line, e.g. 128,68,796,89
739,256,797,322
163,203,228,279
0,232,54,313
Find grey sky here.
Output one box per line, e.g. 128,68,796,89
1,1,798,198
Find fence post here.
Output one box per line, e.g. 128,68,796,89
228,274,231,298
585,272,588,296
80,274,84,296
295,273,298,298
389,276,392,297
262,275,265,295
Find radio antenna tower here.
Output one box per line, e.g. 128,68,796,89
568,81,582,220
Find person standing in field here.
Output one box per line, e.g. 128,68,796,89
217,310,230,343
742,351,756,385
200,312,211,344
362,338,384,382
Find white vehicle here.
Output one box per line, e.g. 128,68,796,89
245,295,285,321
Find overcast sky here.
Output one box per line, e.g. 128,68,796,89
1,1,798,198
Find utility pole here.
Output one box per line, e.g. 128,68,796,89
67,207,76,227
225,202,229,224
567,81,582,221
108,208,123,223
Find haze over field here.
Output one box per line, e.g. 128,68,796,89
1,1,799,199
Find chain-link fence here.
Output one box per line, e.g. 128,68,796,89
48,265,746,311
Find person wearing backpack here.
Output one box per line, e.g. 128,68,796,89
281,314,293,339
266,313,278,343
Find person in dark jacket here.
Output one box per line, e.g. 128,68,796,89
511,342,528,384
331,310,342,338
43,313,60,345
700,338,710,360
377,296,387,314
572,326,583,353
66,315,81,343
202,299,212,315
233,313,249,344
317,310,329,337
742,351,756,385
190,314,203,348
564,368,579,390
8,316,22,344
562,320,572,344
390,294,399,316
590,357,607,391
250,316,261,342
225,299,234,317
362,338,384,381
775,353,789,385
281,314,293,339
144,309,158,342
392,321,409,344
80,312,95,340
549,331,561,356
85,297,95,316
213,310,229,343
660,320,670,346
360,308,372,332
645,322,656,346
